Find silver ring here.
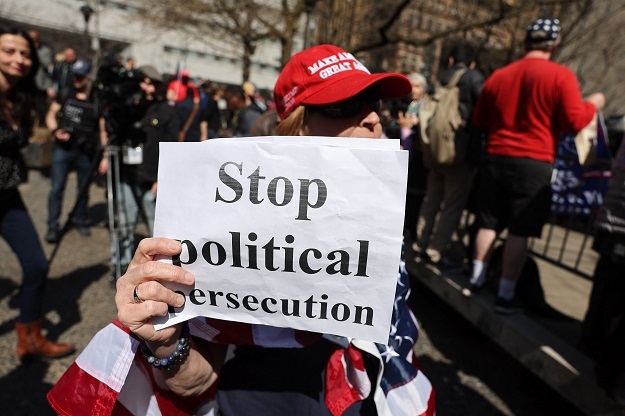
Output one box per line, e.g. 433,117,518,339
133,285,144,304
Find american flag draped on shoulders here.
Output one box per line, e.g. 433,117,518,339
47,243,435,415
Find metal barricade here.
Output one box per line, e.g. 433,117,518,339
528,115,625,280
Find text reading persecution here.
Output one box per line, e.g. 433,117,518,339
169,291,373,326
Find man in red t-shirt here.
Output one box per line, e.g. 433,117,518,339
167,69,200,141
167,69,199,105
468,16,605,314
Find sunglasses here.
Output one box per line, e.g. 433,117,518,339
308,91,380,119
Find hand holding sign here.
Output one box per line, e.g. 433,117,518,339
151,137,407,343
114,238,190,344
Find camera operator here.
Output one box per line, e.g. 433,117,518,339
45,60,107,243
99,65,180,275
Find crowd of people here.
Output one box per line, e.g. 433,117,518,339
1,13,623,414
21,30,280,273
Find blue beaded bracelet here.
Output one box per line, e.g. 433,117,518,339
141,322,190,370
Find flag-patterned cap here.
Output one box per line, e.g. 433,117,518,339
526,16,561,44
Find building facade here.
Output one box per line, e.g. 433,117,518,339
1,0,290,90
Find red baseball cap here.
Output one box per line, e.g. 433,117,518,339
274,44,411,120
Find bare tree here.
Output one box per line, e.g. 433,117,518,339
136,0,308,82
311,0,625,113
555,1,625,115
136,0,625,114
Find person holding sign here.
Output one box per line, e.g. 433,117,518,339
48,45,435,416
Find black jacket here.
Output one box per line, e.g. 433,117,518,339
439,64,484,124
134,101,180,188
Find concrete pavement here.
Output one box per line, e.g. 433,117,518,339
0,169,117,415
1,167,624,415
404,230,625,415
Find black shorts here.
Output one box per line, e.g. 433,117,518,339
477,154,552,237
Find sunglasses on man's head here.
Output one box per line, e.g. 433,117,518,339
308,90,380,119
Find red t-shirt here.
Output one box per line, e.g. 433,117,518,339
167,79,200,104
472,57,595,163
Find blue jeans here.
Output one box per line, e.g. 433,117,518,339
116,182,156,271
48,145,93,229
1,189,49,322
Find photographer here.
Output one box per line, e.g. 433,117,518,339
100,65,180,275
45,60,107,243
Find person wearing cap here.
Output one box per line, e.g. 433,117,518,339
167,69,201,141
45,59,108,243
468,16,606,314
166,69,200,105
47,44,435,415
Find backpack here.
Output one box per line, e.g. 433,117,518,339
418,68,467,165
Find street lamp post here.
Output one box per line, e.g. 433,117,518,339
80,4,94,59
303,0,317,49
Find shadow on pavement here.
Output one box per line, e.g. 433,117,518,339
0,264,110,416
3,264,109,340
409,279,584,416
1,360,55,416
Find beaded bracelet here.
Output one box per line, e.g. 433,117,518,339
141,321,190,371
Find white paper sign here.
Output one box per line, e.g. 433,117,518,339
152,138,408,343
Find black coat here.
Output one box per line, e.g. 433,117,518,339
135,101,180,188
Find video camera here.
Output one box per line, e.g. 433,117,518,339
380,97,413,141
94,54,144,145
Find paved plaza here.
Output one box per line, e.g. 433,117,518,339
1,167,624,415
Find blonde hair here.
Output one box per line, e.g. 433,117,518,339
275,106,309,136
250,108,280,136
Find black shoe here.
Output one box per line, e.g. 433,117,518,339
461,282,484,297
438,257,465,273
45,227,59,243
76,225,91,237
494,296,524,315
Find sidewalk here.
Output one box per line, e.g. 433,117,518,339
0,169,117,414
404,233,625,416
2,168,625,414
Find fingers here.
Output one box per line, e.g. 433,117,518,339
98,159,108,174
586,92,605,110
115,237,194,340
116,280,185,333
125,280,186,308
129,237,183,268
121,251,194,289
115,268,190,341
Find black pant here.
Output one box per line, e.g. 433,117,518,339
0,189,49,322
34,88,49,127
581,252,625,395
